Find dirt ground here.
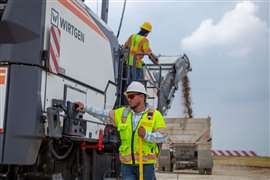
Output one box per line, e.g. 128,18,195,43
156,165,270,180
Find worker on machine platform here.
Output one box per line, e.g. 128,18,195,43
123,22,159,82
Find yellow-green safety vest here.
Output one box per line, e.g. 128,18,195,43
127,34,151,68
114,107,166,165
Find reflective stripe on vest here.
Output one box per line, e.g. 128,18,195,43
121,108,129,123
120,153,157,164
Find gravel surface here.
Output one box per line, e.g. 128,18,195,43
156,165,270,180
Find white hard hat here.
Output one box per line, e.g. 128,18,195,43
125,81,148,96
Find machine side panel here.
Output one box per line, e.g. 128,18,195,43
83,5,120,81
3,65,43,164
42,72,109,140
44,0,116,93
0,0,46,165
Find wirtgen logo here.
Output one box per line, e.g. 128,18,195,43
50,8,85,43
51,8,59,27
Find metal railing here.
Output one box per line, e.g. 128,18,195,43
116,50,191,113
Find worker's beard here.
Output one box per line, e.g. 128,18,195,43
129,101,145,113
129,103,138,110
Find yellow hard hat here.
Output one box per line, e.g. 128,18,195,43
140,22,152,32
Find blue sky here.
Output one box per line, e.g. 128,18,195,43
86,0,269,156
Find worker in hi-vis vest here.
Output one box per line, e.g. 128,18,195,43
123,22,159,81
75,81,167,180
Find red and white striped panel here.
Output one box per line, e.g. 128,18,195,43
211,150,257,157
49,25,61,74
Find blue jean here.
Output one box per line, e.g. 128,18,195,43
128,66,144,83
121,164,155,180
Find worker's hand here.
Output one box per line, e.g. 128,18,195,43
108,110,115,125
149,53,159,65
138,126,146,138
74,102,84,112
155,57,159,65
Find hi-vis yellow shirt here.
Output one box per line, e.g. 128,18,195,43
114,107,166,165
124,34,152,68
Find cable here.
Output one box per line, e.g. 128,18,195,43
49,138,74,160
117,0,127,38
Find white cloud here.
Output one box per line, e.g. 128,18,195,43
181,1,268,57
